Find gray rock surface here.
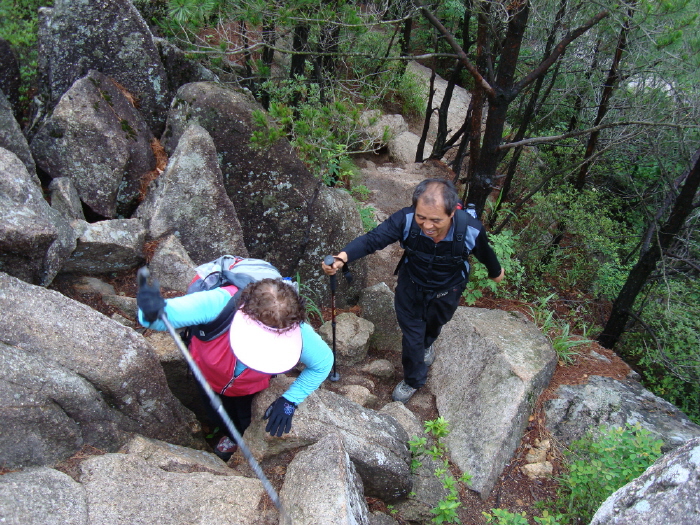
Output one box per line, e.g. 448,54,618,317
31,70,156,218
61,219,146,274
0,90,38,183
49,177,86,221
118,435,231,476
545,375,700,452
359,282,402,353
79,453,270,525
246,377,412,502
0,148,75,286
319,312,375,365
36,0,169,133
136,123,247,264
0,272,201,469
590,437,700,525
281,432,370,525
0,467,87,525
388,131,432,165
428,307,557,499
161,82,367,302
148,234,197,292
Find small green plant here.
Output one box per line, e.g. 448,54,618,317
358,203,378,232
554,423,663,523
482,509,529,525
294,273,322,322
408,417,472,524
205,426,220,439
527,294,591,365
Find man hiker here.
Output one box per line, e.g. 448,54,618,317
322,178,504,403
137,276,333,461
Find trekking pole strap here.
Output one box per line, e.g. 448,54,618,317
160,314,291,524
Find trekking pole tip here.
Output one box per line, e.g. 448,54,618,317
137,266,150,288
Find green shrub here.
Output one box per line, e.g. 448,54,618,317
555,424,663,524
463,229,524,305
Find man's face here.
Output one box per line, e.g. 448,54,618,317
415,198,454,242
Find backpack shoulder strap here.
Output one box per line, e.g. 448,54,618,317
451,209,469,259
192,286,240,342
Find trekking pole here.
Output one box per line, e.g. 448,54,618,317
137,268,292,525
323,255,341,382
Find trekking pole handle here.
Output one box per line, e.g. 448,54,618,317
323,255,337,292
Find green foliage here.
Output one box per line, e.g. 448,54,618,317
358,203,378,232
294,273,322,323
462,229,524,305
394,69,428,117
554,424,663,524
616,279,700,423
407,418,471,524
482,509,529,525
528,294,591,364
0,0,53,108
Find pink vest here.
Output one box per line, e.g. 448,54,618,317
188,285,272,396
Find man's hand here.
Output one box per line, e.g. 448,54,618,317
321,252,348,276
490,268,505,283
263,396,297,437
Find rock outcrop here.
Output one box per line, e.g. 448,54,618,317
590,437,700,525
31,70,156,218
0,148,75,286
136,123,247,263
0,272,202,469
36,0,170,134
428,308,557,498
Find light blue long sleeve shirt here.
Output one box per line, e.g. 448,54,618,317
139,288,333,405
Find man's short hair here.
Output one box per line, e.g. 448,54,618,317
412,178,460,215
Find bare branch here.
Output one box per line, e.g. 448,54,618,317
513,10,609,95
414,0,496,98
497,121,700,150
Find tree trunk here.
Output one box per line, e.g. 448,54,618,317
290,24,309,79
575,2,636,190
490,0,568,225
467,1,530,214
598,147,700,349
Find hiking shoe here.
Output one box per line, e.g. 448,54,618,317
392,380,418,403
214,435,237,462
424,345,435,366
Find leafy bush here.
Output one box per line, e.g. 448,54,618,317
463,229,525,305
555,424,663,524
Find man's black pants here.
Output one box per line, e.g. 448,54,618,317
394,270,465,389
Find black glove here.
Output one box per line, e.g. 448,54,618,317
137,277,165,323
263,396,297,437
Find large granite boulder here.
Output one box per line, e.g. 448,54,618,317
0,272,202,469
161,82,367,302
590,437,700,525
427,307,557,499
545,375,700,452
0,90,38,184
36,0,170,134
0,148,75,286
0,439,273,525
245,377,412,502
280,432,370,525
60,218,147,275
136,123,248,264
31,70,156,218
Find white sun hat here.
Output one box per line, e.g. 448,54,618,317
229,309,302,374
